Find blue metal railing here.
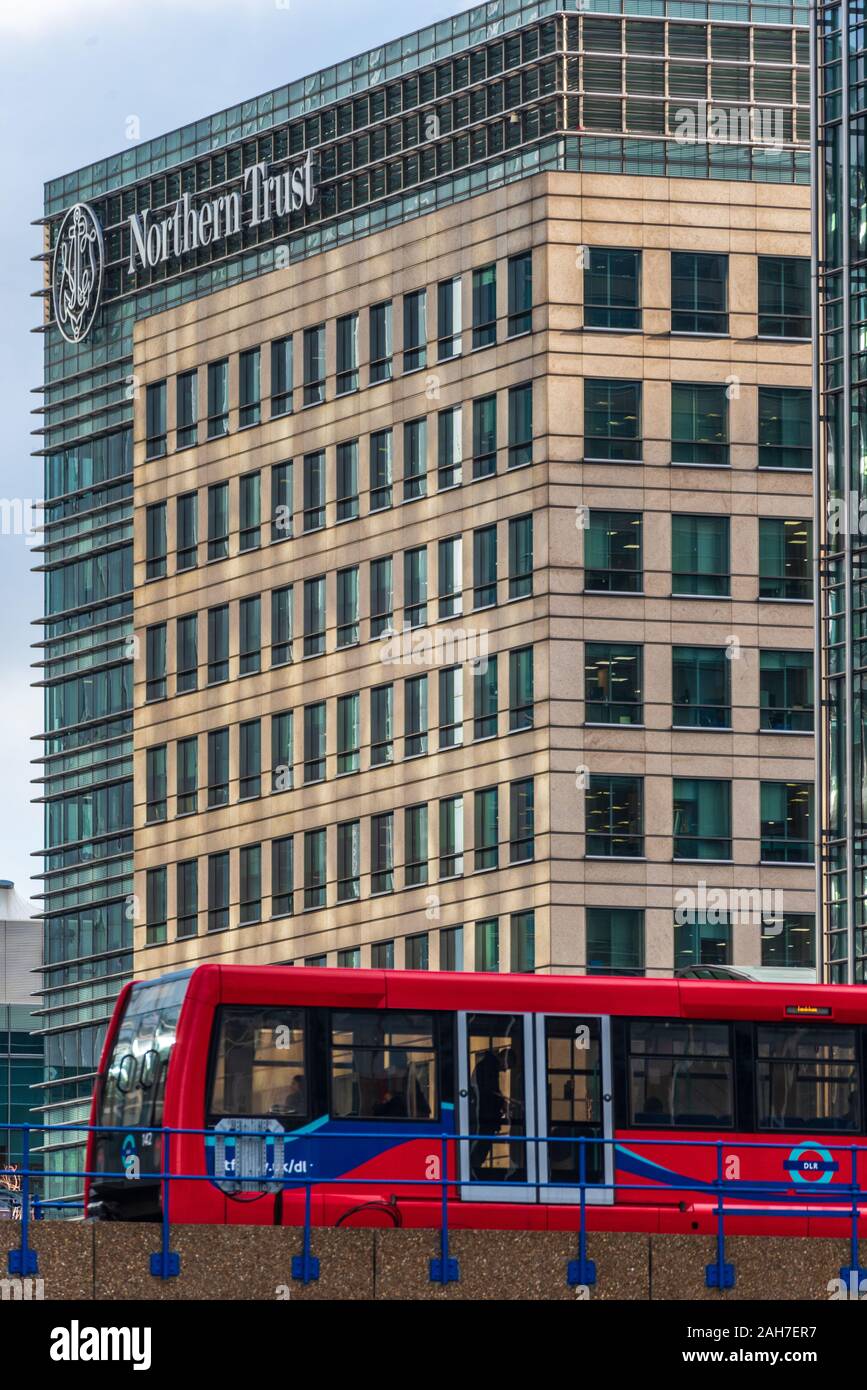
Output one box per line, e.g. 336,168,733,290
4,1120,867,1291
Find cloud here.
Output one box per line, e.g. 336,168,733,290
0,0,262,38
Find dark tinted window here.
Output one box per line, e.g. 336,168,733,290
209,1006,307,1118
330,1011,437,1120
756,1025,860,1132
628,1020,733,1127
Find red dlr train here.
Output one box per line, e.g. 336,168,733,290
85,964,867,1235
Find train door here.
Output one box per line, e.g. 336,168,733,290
457,1011,613,1204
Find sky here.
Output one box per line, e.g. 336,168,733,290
0,0,459,903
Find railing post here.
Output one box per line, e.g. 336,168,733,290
840,1144,866,1289
291,1181,320,1283
567,1136,597,1287
149,1127,180,1279
429,1129,459,1284
8,1125,37,1277
705,1140,735,1289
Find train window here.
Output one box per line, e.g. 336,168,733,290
98,975,190,1129
331,1011,437,1120
628,1020,734,1128
209,1007,307,1119
756,1026,861,1132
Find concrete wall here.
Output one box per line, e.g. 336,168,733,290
9,1225,851,1300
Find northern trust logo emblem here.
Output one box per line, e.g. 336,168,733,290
51,202,104,344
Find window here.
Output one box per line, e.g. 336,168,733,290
586,775,643,857
759,519,812,600
372,941,395,969
405,674,428,757
177,736,197,816
370,301,393,384
336,313,359,394
240,844,262,925
439,796,464,878
176,370,197,449
146,745,166,823
145,623,166,702
303,702,326,783
437,406,462,489
671,384,728,466
330,1011,436,1117
239,719,261,800
303,325,325,406
145,381,166,459
758,387,811,470
336,440,359,521
762,913,816,969
146,867,167,945
235,473,260,555
207,604,229,684
584,248,641,330
674,913,733,969
587,907,644,976
207,482,229,561
271,711,293,793
337,692,360,774
438,536,462,617
176,614,198,694
271,585,293,666
207,728,229,808
671,252,728,334
756,1026,859,1131
404,547,427,628
305,956,326,968
509,646,534,731
510,778,535,863
210,1005,306,1116
330,565,358,650
239,596,261,676
472,394,497,479
510,912,535,972
304,828,327,908
473,525,497,608
584,380,641,462
370,556,393,638
303,576,325,657
271,336,293,416
437,276,462,359
271,461,293,542
370,429,393,511
208,852,230,931
474,654,498,739
474,787,498,870
508,383,533,468
207,359,228,437
406,935,430,971
371,812,394,894
585,510,642,593
303,451,325,532
239,347,260,428
475,918,499,972
403,289,427,371
439,666,463,748
145,502,166,580
338,948,360,969
441,925,464,971
176,492,197,571
673,778,732,860
585,642,642,725
472,264,497,348
272,837,294,916
671,514,730,596
337,820,360,902
761,782,814,863
758,256,810,338
672,646,730,728
629,1021,734,1128
405,803,429,886
760,650,813,732
371,683,394,766
508,515,532,599
403,418,427,500
507,250,532,336
176,860,198,939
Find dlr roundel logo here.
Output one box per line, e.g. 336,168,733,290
784,1145,838,1185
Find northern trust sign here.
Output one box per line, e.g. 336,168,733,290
50,150,316,344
